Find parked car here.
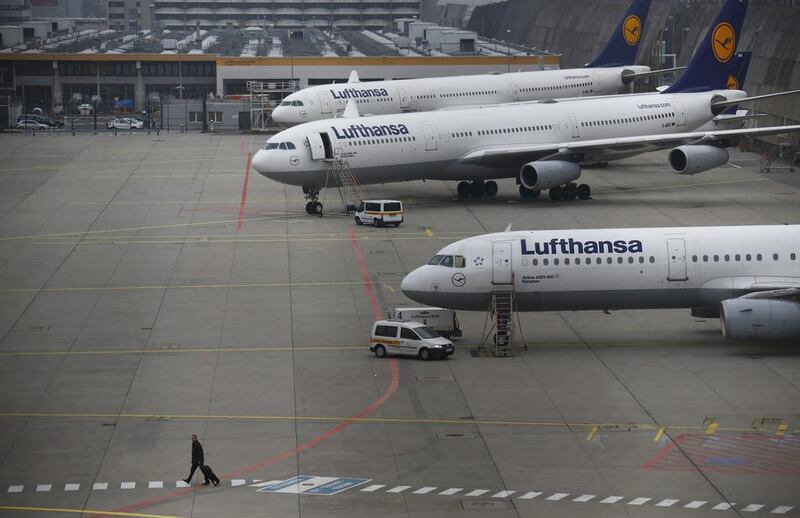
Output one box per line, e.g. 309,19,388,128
16,114,63,128
369,319,454,360
107,117,144,130
16,119,50,131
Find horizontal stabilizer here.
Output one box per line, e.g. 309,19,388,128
625,65,686,78
712,89,800,108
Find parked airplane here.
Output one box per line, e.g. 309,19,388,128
271,0,657,126
253,0,799,214
399,225,800,340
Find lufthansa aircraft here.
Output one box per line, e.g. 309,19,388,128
253,0,800,214
271,0,655,126
399,225,800,340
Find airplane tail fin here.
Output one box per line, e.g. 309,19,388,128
722,51,752,114
586,0,650,67
663,0,749,94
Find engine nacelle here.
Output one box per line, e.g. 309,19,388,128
720,298,800,340
519,161,581,191
668,145,729,175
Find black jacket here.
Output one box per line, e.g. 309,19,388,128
191,441,204,464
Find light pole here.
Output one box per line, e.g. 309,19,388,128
506,28,511,73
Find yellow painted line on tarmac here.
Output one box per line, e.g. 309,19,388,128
0,506,183,518
0,345,362,357
425,227,433,237
705,422,719,435
776,424,788,436
384,284,396,293
0,280,385,294
654,427,665,442
586,425,599,441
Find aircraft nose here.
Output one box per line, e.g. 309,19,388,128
251,149,271,175
401,266,435,304
271,106,288,125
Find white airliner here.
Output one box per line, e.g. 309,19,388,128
271,0,657,126
399,225,800,340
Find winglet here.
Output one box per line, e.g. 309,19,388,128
348,70,360,83
663,0,749,93
504,223,513,232
586,0,651,67
343,99,360,118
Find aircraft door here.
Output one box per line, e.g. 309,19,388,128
318,92,332,115
398,87,410,110
667,238,688,281
307,133,326,160
672,99,686,126
511,83,520,102
591,73,600,94
568,115,580,139
492,241,513,285
421,123,438,151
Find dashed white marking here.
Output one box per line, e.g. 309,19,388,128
656,499,679,507
248,480,280,488
519,491,542,500
360,484,385,492
7,485,23,493
387,485,411,493
35,485,52,492
412,486,437,495
176,480,190,488
465,489,490,497
628,497,651,506
64,484,80,491
546,493,569,501
742,504,765,512
685,501,708,509
573,494,596,503
437,488,461,496
771,506,794,514
148,481,163,489
600,496,625,504
713,503,735,510
492,490,515,498
231,479,246,487
120,482,135,489
92,483,108,491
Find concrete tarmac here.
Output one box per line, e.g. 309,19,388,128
0,132,798,518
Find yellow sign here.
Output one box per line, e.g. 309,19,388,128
727,74,739,90
623,15,642,46
712,22,736,63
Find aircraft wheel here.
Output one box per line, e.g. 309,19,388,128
305,201,314,214
549,186,563,201
519,185,540,199
563,183,578,201
312,202,323,216
577,184,592,200
457,181,470,198
469,181,485,197
484,181,498,197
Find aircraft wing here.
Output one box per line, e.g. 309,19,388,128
740,286,800,299
458,125,800,166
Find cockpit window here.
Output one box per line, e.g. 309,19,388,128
440,256,454,267
454,255,466,268
264,142,279,150
279,142,288,150
427,254,465,268
286,142,296,149
291,101,304,107
427,255,444,266
280,101,291,107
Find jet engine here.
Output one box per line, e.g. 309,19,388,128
519,161,581,191
720,298,800,340
668,145,729,175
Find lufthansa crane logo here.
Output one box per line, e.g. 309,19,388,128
727,74,739,90
289,155,299,166
712,22,736,63
451,272,466,288
623,15,642,46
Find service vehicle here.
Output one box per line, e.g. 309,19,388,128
392,306,462,338
354,200,403,227
369,319,454,360
78,103,94,115
16,119,50,130
107,117,144,130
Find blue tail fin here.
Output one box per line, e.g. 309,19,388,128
722,51,752,113
663,0,749,93
586,0,651,67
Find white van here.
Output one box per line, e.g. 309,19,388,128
369,319,454,360
354,200,403,227
392,307,462,338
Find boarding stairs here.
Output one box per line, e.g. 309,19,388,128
325,158,365,213
480,290,523,357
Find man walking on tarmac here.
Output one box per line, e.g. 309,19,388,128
183,434,218,486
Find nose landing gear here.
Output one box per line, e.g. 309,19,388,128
302,186,323,216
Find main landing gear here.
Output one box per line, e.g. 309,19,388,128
302,186,323,216
547,182,591,202
457,180,498,198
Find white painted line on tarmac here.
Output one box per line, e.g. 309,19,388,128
600,496,624,504
35,485,51,492
628,497,651,505
92,483,108,491
573,494,596,502
771,506,794,514
248,480,280,488
492,490,515,498
120,481,135,489
713,503,735,510
412,486,437,495
438,488,461,495
387,486,411,493
64,484,80,491
148,481,163,489
231,479,246,487
685,501,708,509
176,480,190,487
7,486,23,493
742,504,765,512
519,491,542,499
360,484,385,492
546,493,569,501
465,489,489,497
656,499,679,507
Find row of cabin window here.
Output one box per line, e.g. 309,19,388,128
451,131,474,138
354,97,394,104
520,82,593,93
477,124,554,136
528,256,656,266
581,112,675,127
437,90,498,98
347,136,416,146
692,252,796,262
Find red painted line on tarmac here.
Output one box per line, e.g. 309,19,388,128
99,220,399,518
236,152,252,232
642,432,684,469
